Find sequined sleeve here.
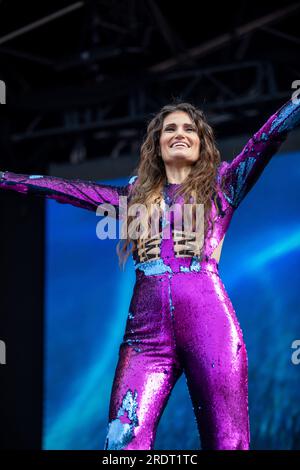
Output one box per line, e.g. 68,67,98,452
0,171,138,217
218,97,300,209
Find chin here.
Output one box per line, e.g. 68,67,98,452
174,156,197,164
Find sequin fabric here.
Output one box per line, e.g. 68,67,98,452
104,258,251,450
0,97,299,450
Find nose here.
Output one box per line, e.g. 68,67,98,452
172,131,187,142
175,129,185,137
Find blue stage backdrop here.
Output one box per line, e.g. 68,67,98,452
43,150,300,450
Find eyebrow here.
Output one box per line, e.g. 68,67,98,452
163,122,195,127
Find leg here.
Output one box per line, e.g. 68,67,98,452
104,275,183,450
171,271,250,450
104,342,182,450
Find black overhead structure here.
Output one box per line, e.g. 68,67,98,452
0,0,299,170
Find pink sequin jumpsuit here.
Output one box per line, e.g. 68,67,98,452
0,97,299,450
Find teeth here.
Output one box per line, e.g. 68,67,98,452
172,143,188,148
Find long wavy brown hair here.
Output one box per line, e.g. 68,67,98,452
116,100,223,268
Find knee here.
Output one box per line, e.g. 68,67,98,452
104,419,154,450
104,417,136,450
207,435,250,450
201,427,250,450
221,436,250,450
104,387,157,450
227,438,250,450
104,388,140,450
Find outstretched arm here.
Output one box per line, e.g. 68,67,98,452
0,171,138,217
218,96,300,209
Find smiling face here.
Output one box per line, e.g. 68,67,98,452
159,111,201,169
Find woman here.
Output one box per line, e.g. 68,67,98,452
0,95,299,450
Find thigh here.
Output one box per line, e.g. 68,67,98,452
171,271,247,362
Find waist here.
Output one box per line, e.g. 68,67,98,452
134,256,219,277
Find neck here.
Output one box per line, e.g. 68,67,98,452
164,166,191,184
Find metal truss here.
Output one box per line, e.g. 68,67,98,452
0,0,299,164
10,61,292,153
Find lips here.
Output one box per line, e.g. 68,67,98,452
171,142,189,148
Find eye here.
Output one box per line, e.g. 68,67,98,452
165,126,195,132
